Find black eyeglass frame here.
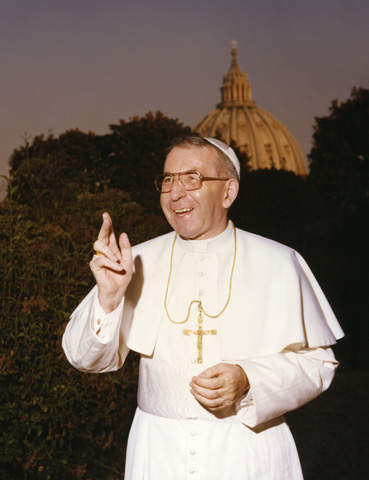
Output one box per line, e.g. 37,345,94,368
155,170,230,193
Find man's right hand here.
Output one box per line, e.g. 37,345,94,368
90,212,133,313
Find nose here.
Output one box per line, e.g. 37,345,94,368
170,176,186,201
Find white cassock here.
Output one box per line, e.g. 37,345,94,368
62,222,344,480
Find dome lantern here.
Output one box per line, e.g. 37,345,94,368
218,47,254,107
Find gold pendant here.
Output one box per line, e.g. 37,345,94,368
183,310,217,364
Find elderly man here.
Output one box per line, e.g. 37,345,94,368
63,136,343,479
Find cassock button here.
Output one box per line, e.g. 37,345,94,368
191,358,197,364
198,271,204,277
190,430,196,436
189,467,196,474
190,448,196,455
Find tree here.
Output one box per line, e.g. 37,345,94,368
9,130,102,176
9,131,103,217
308,87,369,212
308,87,369,369
9,112,193,218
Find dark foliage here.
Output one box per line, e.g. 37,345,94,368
308,87,369,213
9,111,192,219
231,167,326,253
0,197,140,479
308,88,369,369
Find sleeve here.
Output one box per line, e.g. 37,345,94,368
62,286,129,373
236,345,338,428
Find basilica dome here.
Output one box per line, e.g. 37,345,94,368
195,48,307,175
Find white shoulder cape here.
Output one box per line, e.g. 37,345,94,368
117,229,343,360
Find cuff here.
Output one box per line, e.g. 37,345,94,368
91,295,124,343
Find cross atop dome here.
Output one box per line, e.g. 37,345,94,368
231,38,238,50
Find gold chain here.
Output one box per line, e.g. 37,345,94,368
164,222,237,324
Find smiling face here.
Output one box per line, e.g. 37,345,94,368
160,146,239,240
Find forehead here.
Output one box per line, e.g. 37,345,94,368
164,146,218,174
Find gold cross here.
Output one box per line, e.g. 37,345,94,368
183,310,217,364
231,38,238,49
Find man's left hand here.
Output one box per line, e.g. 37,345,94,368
190,363,250,412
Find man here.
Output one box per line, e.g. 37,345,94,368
63,136,344,479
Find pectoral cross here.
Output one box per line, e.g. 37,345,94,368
183,306,217,364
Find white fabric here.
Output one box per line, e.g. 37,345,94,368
126,408,302,480
65,222,342,364
62,223,343,479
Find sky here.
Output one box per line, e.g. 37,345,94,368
1,0,368,197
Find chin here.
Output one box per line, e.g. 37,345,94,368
172,224,199,239
166,216,196,238
174,228,195,239
178,228,207,240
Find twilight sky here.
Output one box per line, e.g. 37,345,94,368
1,0,368,196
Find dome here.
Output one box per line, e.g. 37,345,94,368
195,47,307,175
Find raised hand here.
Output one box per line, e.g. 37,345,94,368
190,363,249,412
90,212,133,313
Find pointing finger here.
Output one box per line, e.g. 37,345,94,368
97,212,118,248
97,212,112,241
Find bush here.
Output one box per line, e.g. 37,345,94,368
0,197,141,479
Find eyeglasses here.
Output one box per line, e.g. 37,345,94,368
155,170,229,193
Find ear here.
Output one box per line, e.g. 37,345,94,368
222,178,239,209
